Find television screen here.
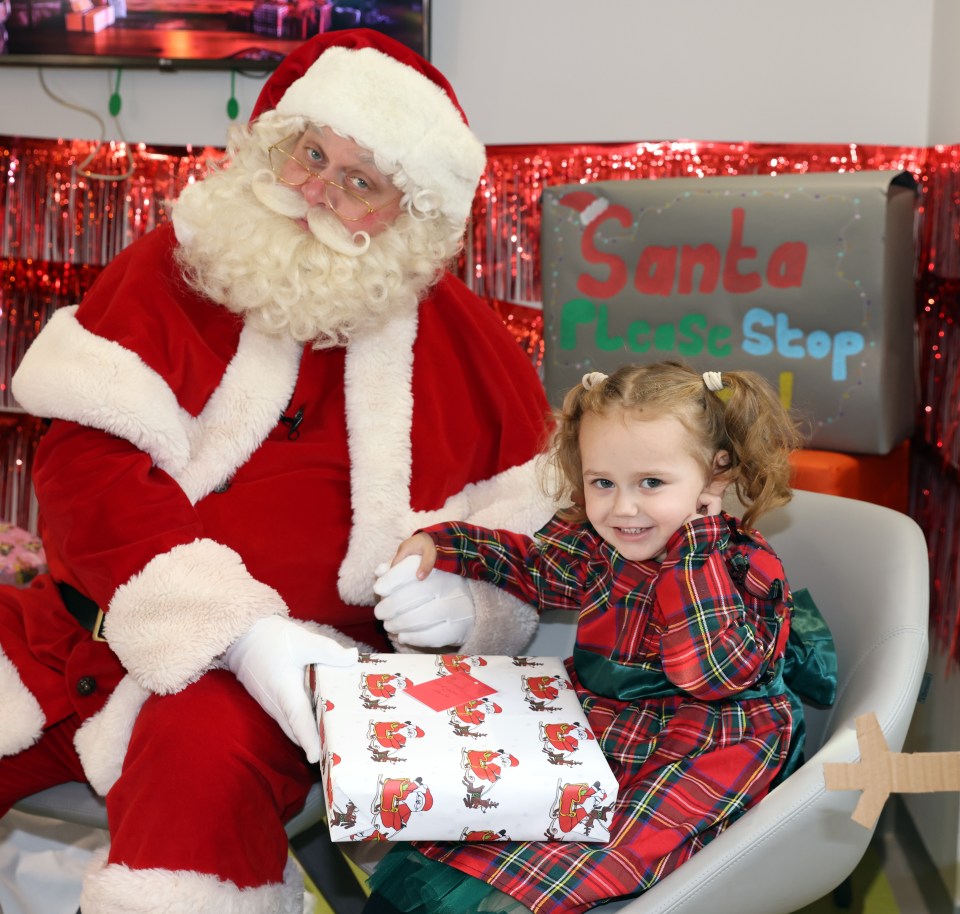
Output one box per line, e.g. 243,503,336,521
0,0,429,70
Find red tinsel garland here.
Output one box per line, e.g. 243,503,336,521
3,134,960,664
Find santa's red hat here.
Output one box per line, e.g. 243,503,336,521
251,28,486,228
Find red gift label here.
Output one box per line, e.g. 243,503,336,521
403,670,497,712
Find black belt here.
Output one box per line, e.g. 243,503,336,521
57,581,107,641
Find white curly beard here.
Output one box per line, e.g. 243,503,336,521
171,162,449,347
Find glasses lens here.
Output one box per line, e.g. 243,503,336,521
270,145,311,187
323,183,373,221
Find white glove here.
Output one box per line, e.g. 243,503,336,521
224,615,358,763
374,555,476,648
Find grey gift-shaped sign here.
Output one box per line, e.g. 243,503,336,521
540,171,917,454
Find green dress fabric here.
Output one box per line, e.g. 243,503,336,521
368,846,530,913
777,586,839,781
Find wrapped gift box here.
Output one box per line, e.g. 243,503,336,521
9,0,61,28
251,1,287,36
66,4,114,31
308,653,619,843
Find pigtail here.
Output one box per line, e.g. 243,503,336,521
709,371,804,528
542,372,611,521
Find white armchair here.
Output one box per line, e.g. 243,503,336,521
525,488,930,913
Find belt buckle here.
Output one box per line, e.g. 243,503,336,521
92,609,107,642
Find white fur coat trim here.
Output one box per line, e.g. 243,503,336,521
10,306,302,505
338,310,417,601
340,320,557,654
80,847,305,914
177,322,302,504
74,673,150,794
339,318,556,604
11,306,192,477
106,538,289,695
0,646,44,756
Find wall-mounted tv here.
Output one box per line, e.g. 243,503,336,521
0,0,429,71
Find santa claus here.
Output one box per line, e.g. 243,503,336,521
0,28,554,914
371,774,434,836
550,780,610,836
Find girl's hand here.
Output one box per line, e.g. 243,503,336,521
682,492,724,527
391,532,437,580
696,491,725,518
373,537,476,648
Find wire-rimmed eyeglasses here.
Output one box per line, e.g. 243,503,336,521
267,135,399,222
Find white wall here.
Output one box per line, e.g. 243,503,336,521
0,0,945,148
436,0,936,147
928,0,960,144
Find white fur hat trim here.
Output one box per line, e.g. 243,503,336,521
275,45,486,227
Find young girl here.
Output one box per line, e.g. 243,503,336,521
364,361,805,914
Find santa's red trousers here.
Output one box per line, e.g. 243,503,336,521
0,670,315,888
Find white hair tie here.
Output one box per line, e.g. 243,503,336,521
582,371,608,391
703,371,724,392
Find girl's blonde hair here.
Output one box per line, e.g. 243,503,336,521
545,361,804,529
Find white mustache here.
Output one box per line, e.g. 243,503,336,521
252,171,370,256
251,170,306,218
306,209,371,256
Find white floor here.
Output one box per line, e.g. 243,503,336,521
0,810,107,914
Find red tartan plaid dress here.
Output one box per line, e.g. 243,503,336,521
413,511,794,913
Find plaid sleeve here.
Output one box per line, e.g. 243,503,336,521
421,517,588,613
654,514,787,699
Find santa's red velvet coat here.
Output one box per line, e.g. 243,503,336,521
0,221,554,908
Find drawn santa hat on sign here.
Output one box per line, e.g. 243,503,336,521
559,190,611,227
250,28,487,228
